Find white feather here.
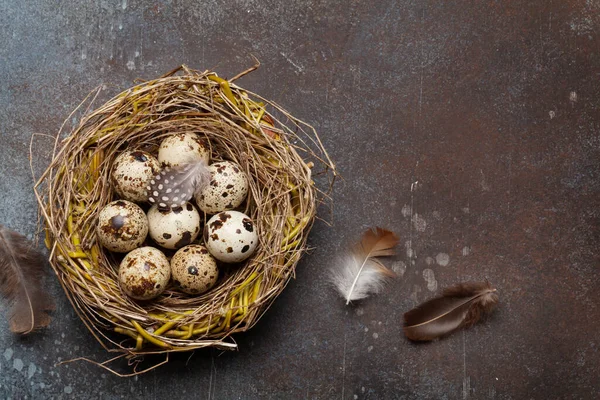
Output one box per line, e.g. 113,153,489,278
328,227,399,305
330,255,392,304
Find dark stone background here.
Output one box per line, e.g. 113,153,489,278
0,1,599,399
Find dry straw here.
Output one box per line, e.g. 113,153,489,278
33,64,335,372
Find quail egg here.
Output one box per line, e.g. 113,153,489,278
171,245,219,295
195,161,249,214
119,246,170,300
147,202,201,249
111,150,161,202
158,133,210,167
204,211,258,263
96,200,148,253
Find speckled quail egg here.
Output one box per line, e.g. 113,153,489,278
204,211,258,263
119,246,170,300
111,150,161,202
158,133,210,167
171,245,219,295
96,200,148,253
147,202,201,250
195,161,249,214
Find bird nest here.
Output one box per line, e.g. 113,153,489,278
33,65,335,366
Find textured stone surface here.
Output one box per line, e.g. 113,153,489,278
1,0,599,398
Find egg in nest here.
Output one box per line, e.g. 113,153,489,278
147,202,201,250
96,200,148,253
111,150,161,203
119,246,170,300
204,211,258,263
195,161,249,214
170,245,219,295
158,133,210,167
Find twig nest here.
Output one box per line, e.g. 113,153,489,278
36,66,335,356
119,247,170,300
147,203,201,249
111,150,161,202
195,161,249,214
158,133,210,167
171,245,219,295
204,211,258,263
96,200,148,253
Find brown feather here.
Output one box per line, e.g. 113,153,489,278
0,225,54,334
403,281,498,341
355,227,399,258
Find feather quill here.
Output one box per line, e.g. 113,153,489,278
403,281,499,341
0,225,54,334
330,227,399,304
147,160,211,209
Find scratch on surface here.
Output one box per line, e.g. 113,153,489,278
549,0,552,31
325,69,334,103
208,356,216,400
153,367,157,400
539,16,542,48
280,52,304,74
507,155,512,212
419,69,424,116
418,7,425,117
341,332,347,399
462,331,469,399
479,169,490,191
412,213,427,232
351,65,361,89
408,179,419,263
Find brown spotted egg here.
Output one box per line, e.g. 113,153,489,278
119,246,170,300
111,150,161,203
96,200,148,253
147,202,201,250
195,161,249,214
171,245,219,295
204,211,258,263
158,133,210,168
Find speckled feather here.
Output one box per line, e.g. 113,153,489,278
0,225,54,334
147,160,210,209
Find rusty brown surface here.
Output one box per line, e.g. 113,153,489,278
0,0,598,398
